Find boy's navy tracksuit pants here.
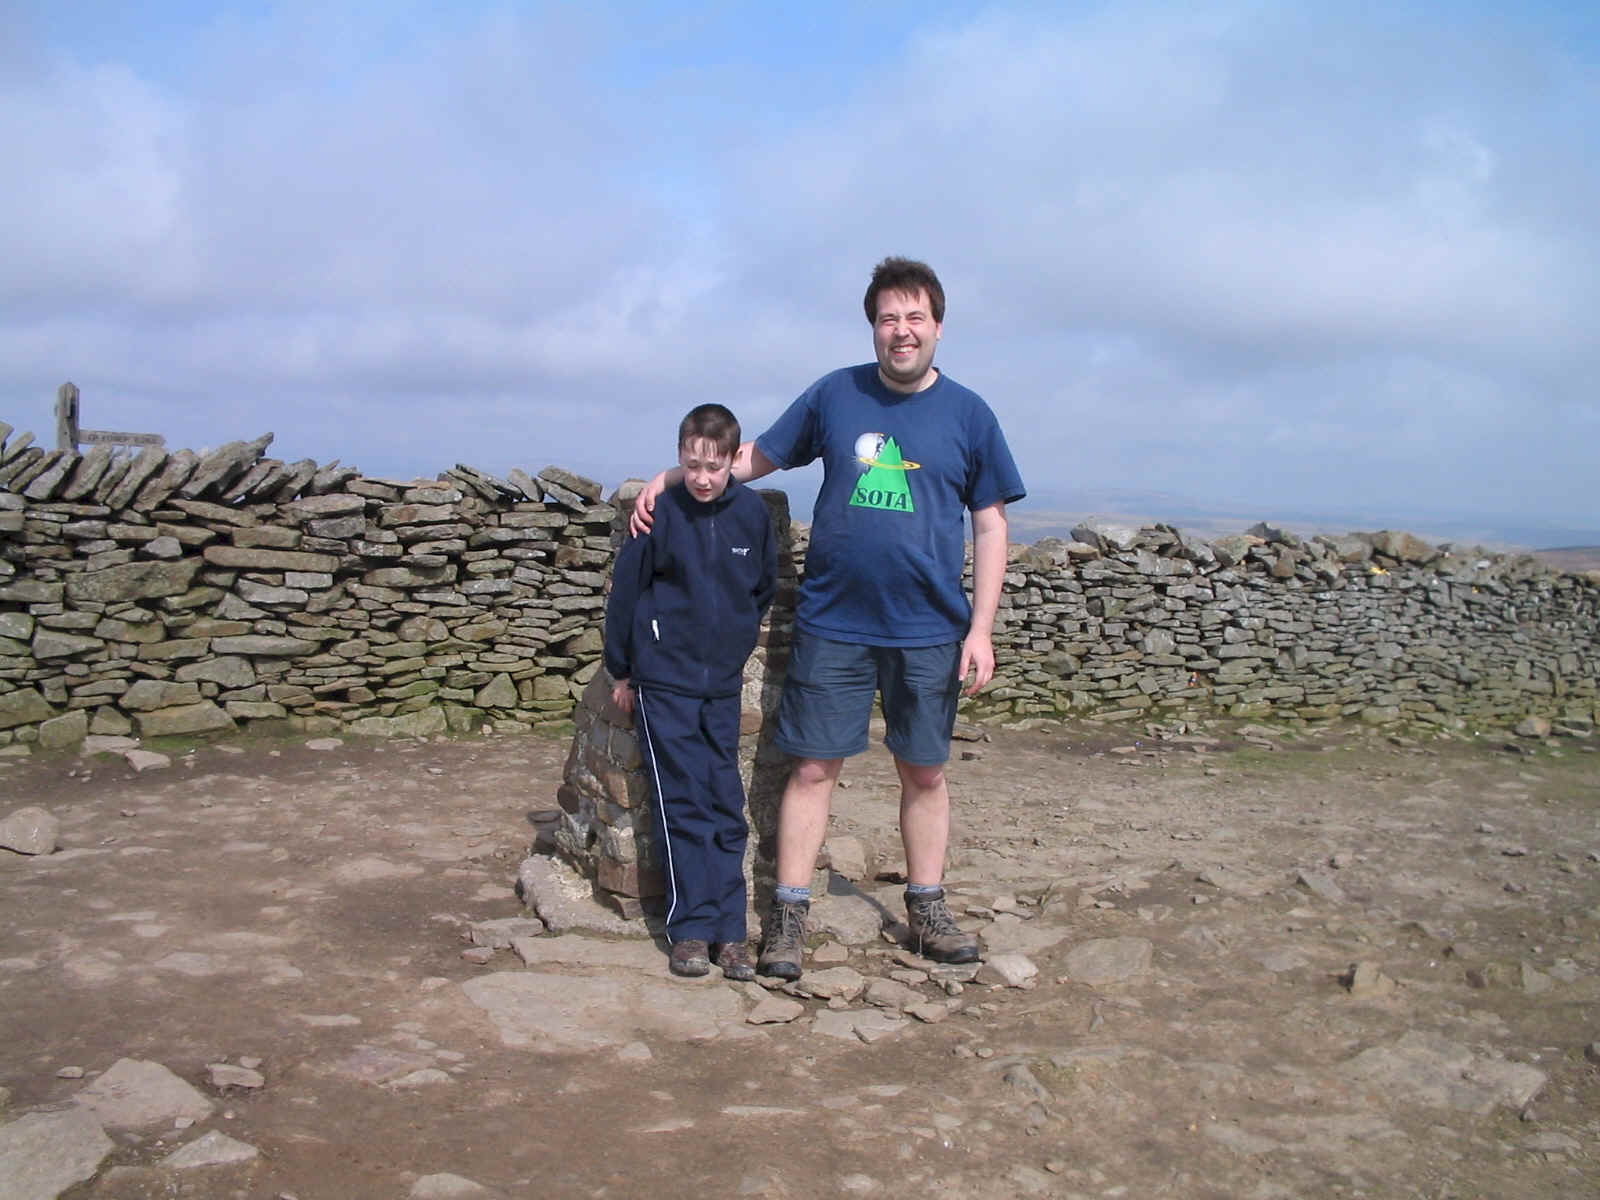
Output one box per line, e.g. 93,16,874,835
633,685,748,945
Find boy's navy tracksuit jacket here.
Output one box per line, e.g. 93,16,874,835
603,480,776,943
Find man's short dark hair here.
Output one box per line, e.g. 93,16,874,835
678,403,741,459
864,256,946,324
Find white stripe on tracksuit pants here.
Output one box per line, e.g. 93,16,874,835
633,684,750,945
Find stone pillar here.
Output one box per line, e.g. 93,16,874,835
554,487,797,918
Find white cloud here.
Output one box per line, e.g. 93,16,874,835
0,2,1595,538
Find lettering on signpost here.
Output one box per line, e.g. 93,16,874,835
81,430,167,447
54,382,165,451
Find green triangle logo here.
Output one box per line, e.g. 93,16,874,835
849,436,915,513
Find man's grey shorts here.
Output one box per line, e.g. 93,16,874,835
773,630,962,767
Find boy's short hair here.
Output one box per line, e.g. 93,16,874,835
864,256,946,324
678,404,741,459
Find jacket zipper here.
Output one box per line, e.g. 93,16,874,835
705,507,718,691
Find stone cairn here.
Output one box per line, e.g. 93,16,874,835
553,487,797,917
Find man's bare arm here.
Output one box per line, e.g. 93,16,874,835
731,441,779,484
958,502,1009,696
628,441,779,536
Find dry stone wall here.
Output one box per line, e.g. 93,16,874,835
970,519,1599,735
2,422,1597,760
0,427,626,749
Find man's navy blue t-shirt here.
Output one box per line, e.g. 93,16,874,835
756,364,1025,648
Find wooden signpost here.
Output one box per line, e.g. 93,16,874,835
55,382,166,452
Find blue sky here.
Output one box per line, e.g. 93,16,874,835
3,2,1597,545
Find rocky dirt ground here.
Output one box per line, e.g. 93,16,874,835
1,714,1597,1200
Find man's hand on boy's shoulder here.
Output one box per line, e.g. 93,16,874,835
628,470,674,537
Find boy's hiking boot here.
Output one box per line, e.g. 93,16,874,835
668,939,711,978
757,898,809,980
905,889,981,964
714,940,756,981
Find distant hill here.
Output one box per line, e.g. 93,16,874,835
1004,507,1467,547
1530,546,1600,573
1008,508,1600,576
1009,488,1600,560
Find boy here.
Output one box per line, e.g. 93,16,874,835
603,403,778,979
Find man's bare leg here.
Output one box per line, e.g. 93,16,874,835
775,756,843,887
895,757,979,963
896,758,950,886
759,757,843,980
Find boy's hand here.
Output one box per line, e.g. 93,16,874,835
610,678,635,715
628,470,674,537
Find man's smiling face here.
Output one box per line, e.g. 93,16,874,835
872,287,942,393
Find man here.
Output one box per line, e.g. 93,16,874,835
631,257,1025,979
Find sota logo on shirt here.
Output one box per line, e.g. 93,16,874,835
850,432,920,513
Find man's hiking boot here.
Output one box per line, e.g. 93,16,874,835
757,898,808,980
668,939,711,977
714,940,756,981
905,888,981,964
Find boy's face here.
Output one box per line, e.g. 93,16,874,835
679,437,733,504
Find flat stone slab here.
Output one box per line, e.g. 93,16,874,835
510,935,663,971
411,1173,507,1199
976,953,1040,988
134,701,235,738
812,882,893,945
1296,868,1348,904
461,970,745,1051
0,806,60,855
323,1045,436,1084
124,749,172,773
38,710,89,749
74,1058,214,1129
863,977,924,1011
206,1063,265,1089
202,545,340,572
793,966,866,1001
388,1068,453,1089
153,951,224,976
162,1129,260,1168
0,688,53,731
63,558,200,604
1339,1031,1547,1115
747,995,806,1025
330,856,424,885
468,917,547,949
1060,937,1154,986
0,1107,115,1200
811,1008,868,1042
979,913,1072,957
810,1008,909,1043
